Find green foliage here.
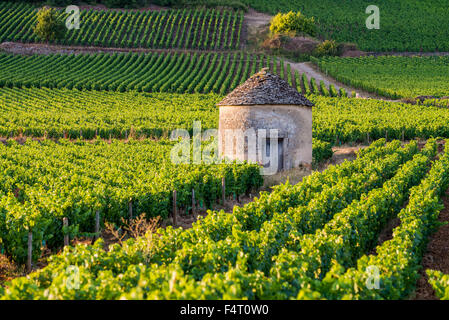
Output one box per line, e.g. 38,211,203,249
33,7,65,42
313,140,449,300
314,56,449,99
319,80,329,96
0,87,220,139
422,99,449,108
0,139,262,263
312,95,449,145
269,11,316,37
1,139,432,299
182,0,249,11
427,270,449,300
309,78,318,94
314,40,338,57
312,139,333,164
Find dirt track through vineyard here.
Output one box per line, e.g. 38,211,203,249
286,60,381,99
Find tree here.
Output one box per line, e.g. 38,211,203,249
33,7,65,42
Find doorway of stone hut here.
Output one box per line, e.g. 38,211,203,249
264,137,284,172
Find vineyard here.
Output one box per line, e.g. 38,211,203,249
0,52,267,94
312,95,449,145
0,2,243,50
2,0,449,303
313,56,449,99
241,0,449,52
0,138,262,263
0,87,220,139
1,138,447,299
3,86,449,154
0,52,344,97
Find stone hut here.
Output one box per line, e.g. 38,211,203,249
217,68,313,174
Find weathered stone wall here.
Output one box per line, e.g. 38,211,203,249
218,104,312,171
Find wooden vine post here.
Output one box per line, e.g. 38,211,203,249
192,188,196,219
95,210,100,240
27,231,32,273
129,200,133,220
63,217,69,247
173,190,177,227
222,177,226,205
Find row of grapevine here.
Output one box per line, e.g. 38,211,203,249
0,2,243,50
312,95,449,145
427,271,449,300
0,87,220,139
0,139,262,263
3,87,449,147
2,139,438,299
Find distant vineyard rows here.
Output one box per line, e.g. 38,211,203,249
0,51,348,98
0,2,243,50
0,52,269,94
313,56,449,99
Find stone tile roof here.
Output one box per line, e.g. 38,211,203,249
217,68,314,107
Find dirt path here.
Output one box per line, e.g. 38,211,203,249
244,9,272,30
53,4,168,12
243,10,388,100
2,8,427,102
0,41,239,56
286,60,385,99
412,189,449,300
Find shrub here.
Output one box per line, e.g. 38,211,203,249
269,11,317,37
314,40,339,57
33,7,65,42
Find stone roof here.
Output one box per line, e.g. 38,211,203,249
217,68,314,107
